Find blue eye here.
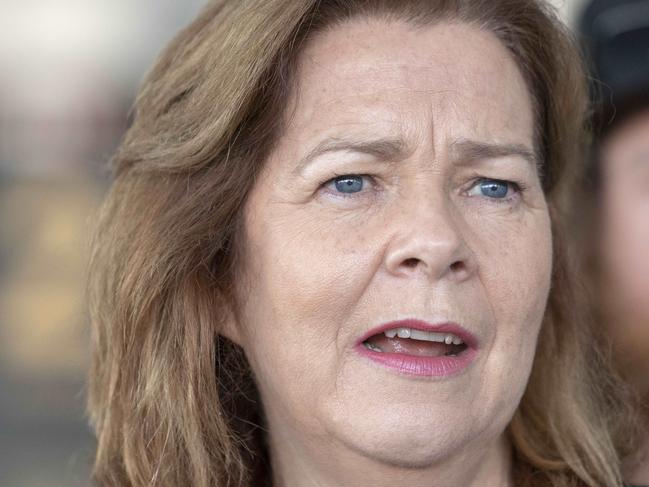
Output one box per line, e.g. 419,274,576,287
468,178,518,200
333,175,364,194
479,180,509,198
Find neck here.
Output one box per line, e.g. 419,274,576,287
268,428,513,487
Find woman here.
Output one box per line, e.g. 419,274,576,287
87,0,639,485
576,0,649,482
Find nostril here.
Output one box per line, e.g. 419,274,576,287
403,258,419,268
450,261,465,272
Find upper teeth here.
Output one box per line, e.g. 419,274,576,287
384,327,464,345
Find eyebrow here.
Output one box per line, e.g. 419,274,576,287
291,136,540,176
291,136,409,176
450,139,541,173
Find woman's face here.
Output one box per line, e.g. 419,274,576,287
600,111,649,383
226,19,552,479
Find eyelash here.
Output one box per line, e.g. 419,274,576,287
466,176,527,205
320,173,379,200
320,173,527,204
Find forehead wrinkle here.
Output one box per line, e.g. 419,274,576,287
290,132,539,178
290,135,412,176
286,22,535,179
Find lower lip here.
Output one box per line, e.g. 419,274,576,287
354,344,477,377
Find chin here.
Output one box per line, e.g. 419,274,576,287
339,424,469,469
322,399,481,469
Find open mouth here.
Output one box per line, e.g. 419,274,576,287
362,327,468,357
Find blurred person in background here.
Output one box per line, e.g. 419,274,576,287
578,0,649,483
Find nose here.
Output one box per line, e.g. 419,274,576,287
383,195,477,282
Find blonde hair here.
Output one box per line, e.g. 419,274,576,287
87,1,636,485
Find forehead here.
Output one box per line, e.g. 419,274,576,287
281,18,534,152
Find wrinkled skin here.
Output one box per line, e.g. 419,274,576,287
223,19,552,487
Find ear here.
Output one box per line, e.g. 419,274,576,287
216,291,244,346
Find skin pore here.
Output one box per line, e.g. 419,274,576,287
222,19,552,487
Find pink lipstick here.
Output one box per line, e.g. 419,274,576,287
354,319,478,377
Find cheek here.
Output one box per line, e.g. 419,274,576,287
463,209,552,425
236,202,377,425
473,208,552,354
247,211,372,325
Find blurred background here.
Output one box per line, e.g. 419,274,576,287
1,1,207,485
0,0,617,486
